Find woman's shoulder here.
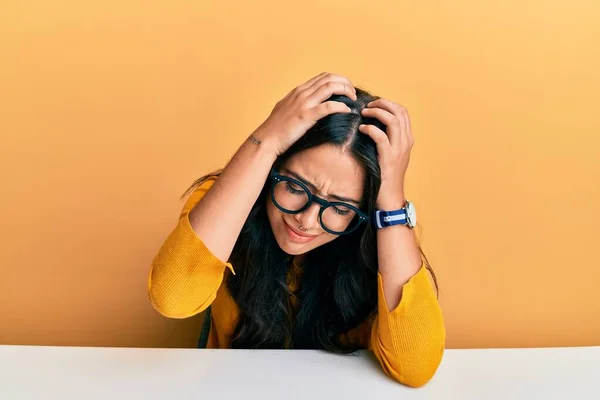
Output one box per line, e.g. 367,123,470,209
179,175,219,218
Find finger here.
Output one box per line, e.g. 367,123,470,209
283,72,329,102
307,81,357,105
367,98,404,115
306,74,356,100
367,99,410,146
308,72,352,90
403,111,413,145
358,124,392,158
297,72,330,92
361,107,401,147
311,100,352,120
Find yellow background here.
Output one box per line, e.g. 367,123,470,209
1,1,599,349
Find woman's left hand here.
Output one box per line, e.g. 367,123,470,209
359,98,414,209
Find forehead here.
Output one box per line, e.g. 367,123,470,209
282,144,365,197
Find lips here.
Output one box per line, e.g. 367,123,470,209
284,220,318,243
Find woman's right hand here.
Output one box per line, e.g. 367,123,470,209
253,72,357,156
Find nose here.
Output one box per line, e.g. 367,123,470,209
293,202,321,231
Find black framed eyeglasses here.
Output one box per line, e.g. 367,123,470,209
269,168,369,235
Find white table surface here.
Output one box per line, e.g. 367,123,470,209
0,345,599,400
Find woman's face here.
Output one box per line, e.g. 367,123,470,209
266,144,365,255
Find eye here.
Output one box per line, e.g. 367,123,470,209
333,206,352,215
285,182,304,195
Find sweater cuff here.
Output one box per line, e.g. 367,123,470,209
148,212,235,318
375,264,437,350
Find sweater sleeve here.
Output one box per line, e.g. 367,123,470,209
148,178,235,319
370,264,446,387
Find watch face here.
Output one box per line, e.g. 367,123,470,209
406,201,416,227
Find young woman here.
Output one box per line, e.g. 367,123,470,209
148,72,445,387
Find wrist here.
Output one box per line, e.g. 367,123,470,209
376,195,406,210
248,130,281,160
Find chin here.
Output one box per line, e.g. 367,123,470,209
274,234,309,255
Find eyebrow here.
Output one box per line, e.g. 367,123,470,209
281,168,362,205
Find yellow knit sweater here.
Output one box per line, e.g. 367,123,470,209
148,178,445,387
